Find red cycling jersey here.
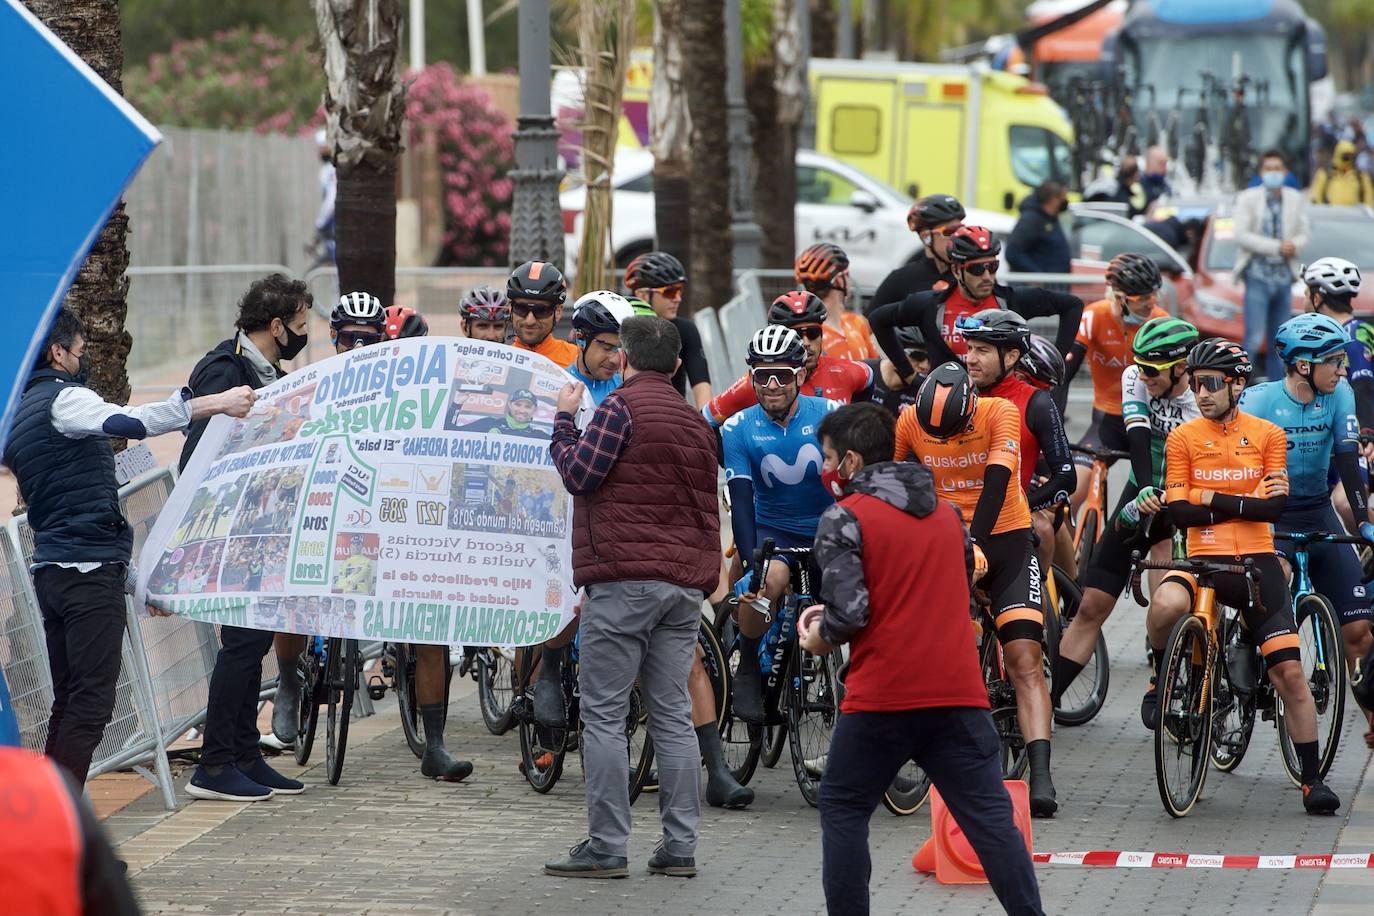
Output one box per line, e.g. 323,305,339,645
982,374,1039,490
937,286,986,359
706,355,872,426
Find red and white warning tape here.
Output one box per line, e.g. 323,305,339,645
1032,851,1374,870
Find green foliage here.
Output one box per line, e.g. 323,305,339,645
120,0,317,69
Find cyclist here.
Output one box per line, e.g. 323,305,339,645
1301,258,1374,445
1238,313,1374,744
624,251,712,407
383,304,428,340
1153,338,1340,814
796,242,877,361
459,286,510,343
869,225,1083,376
508,260,579,368
704,291,873,428
1018,333,1066,392
567,291,636,406
1055,317,1200,704
867,326,929,414
869,193,965,314
723,326,838,724
895,361,1058,817
1064,253,1171,511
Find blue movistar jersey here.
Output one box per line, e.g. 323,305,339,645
721,395,838,538
1238,378,1359,509
1343,317,1374,389
568,362,622,407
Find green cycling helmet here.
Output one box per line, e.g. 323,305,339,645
1132,316,1199,367
626,296,656,317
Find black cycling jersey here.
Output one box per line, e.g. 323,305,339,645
671,316,710,397
1024,387,1075,512
863,358,923,414
868,255,952,317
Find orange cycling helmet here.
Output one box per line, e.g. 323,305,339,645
794,242,850,292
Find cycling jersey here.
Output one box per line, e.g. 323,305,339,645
867,256,952,318
1164,411,1288,556
1074,299,1168,413
864,358,922,415
822,311,878,361
893,396,1032,536
1120,364,1200,486
982,373,1075,509
567,361,622,408
1238,379,1359,509
670,316,710,397
721,395,838,538
1342,316,1374,436
515,334,580,370
706,356,872,427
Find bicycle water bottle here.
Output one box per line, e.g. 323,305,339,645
1116,499,1141,531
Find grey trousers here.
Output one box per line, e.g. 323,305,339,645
579,579,702,859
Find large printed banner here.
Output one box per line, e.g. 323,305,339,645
136,339,584,647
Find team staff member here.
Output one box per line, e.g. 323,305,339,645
460,286,511,343
183,275,313,802
624,251,713,407
803,402,1044,916
896,363,1058,817
869,194,965,315
1152,339,1340,814
2,309,255,785
508,260,579,369
796,242,877,361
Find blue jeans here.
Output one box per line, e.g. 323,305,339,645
1243,272,1293,380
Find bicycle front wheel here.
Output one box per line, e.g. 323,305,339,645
478,648,516,736
1155,615,1212,818
1051,569,1111,726
325,638,359,786
1277,594,1345,786
293,649,321,766
715,613,763,786
787,648,844,808
393,643,424,758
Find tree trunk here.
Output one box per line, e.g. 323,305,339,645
316,0,406,308
748,61,795,269
810,0,836,60
24,0,131,410
681,0,733,315
650,0,692,271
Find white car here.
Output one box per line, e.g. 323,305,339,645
560,148,1014,291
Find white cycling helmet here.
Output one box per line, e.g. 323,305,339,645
1302,257,1362,299
746,325,807,367
571,290,636,337
331,291,385,330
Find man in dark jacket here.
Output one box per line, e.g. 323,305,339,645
181,274,313,802
545,316,720,880
1006,181,1071,276
800,402,1044,916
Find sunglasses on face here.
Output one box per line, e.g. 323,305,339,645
1190,374,1231,393
752,367,801,389
590,337,623,355
337,329,384,349
1136,359,1182,378
1121,293,1158,307
1316,354,1349,369
652,283,684,299
792,324,824,341
961,262,997,277
511,302,556,320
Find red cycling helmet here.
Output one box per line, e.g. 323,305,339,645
383,305,429,340
947,225,1002,264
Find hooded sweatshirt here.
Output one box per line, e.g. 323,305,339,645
813,460,989,713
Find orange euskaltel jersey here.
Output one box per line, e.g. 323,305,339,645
1164,410,1288,557
1076,298,1169,413
894,396,1031,535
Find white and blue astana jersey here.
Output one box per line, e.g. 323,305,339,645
721,395,838,538
568,361,623,408
1238,378,1360,509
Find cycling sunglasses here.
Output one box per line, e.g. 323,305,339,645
1314,353,1349,368
336,328,384,349
751,366,802,389
954,314,991,332
960,261,997,277
511,302,557,320
1135,358,1183,378
1190,374,1232,393
791,324,824,341
650,283,685,299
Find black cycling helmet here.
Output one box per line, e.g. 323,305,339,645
767,290,828,327
507,260,568,305
460,286,510,321
1185,337,1253,380
623,251,686,291
947,225,1002,263
916,361,978,440
747,325,807,368
907,194,966,233
957,308,1030,352
896,325,927,355
1020,334,1066,388
1105,252,1163,296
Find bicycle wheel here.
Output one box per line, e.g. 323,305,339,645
882,762,932,817
786,648,844,808
1277,594,1345,786
478,648,517,735
1074,509,1098,586
627,682,655,805
990,706,1027,780
1155,615,1212,818
292,648,321,766
1209,650,1256,773
518,717,566,793
1051,570,1111,726
325,638,359,786
697,615,729,729
393,644,424,758
715,614,763,786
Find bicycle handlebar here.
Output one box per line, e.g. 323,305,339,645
1129,550,1257,608
1070,444,1131,463
1277,532,1368,548
748,538,775,595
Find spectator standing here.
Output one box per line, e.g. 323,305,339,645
545,317,719,879
313,129,336,264
182,275,314,802
1006,181,1071,276
1,309,254,785
1234,150,1312,380
1141,145,1172,210
1311,140,1374,206
801,402,1044,916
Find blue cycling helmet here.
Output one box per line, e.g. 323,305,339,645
1274,313,1348,365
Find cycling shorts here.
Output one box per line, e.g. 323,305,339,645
1082,482,1177,598
981,528,1044,645
1073,409,1128,469
1274,504,1371,626
1160,553,1298,667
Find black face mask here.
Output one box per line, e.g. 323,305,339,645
277,324,308,361
75,353,90,383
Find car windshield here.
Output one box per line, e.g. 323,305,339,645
1009,125,1075,189
1205,212,1374,272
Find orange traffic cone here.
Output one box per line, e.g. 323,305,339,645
911,780,1033,885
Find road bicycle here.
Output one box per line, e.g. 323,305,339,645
291,634,361,786
468,646,517,735
1069,443,1131,582
1044,560,1109,727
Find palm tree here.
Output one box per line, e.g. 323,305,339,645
24,0,132,408
748,0,804,269
316,0,405,308
681,0,733,315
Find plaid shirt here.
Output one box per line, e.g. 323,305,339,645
550,393,634,495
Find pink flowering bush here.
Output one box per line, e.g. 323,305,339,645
124,27,323,134
406,63,514,266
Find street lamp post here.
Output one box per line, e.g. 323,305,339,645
725,0,761,270
509,0,565,268
837,0,854,58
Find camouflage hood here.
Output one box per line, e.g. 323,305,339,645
843,460,938,518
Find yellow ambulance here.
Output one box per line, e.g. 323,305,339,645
809,58,1075,214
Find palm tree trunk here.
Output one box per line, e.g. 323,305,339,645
24,0,131,408
650,0,692,271
316,0,406,308
681,0,733,315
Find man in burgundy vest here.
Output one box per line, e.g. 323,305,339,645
799,403,1043,916
545,316,720,880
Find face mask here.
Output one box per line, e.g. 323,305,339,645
1122,310,1147,327
277,323,309,361
75,353,90,383
1261,171,1286,190
821,456,855,499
